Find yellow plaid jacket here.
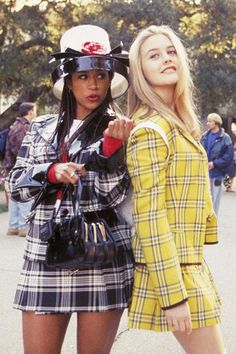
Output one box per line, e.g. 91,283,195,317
126,109,218,308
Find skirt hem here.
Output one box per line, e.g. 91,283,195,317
128,318,221,332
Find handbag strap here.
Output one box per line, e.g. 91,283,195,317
72,180,83,216
53,185,70,217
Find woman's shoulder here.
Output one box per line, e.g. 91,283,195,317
32,114,58,126
31,114,58,132
133,109,172,135
27,114,59,141
149,115,172,132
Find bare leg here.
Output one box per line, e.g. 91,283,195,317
77,310,123,354
23,311,71,354
173,325,225,354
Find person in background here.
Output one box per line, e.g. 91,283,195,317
201,113,233,215
6,25,134,354
3,102,37,236
127,25,226,354
223,139,236,192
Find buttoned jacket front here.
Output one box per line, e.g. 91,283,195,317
127,108,218,308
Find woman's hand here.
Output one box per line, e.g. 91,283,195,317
165,301,192,335
54,162,87,184
104,117,135,141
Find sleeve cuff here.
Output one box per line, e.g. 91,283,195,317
102,133,123,157
162,298,188,310
47,163,60,184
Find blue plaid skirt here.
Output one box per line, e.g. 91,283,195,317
14,252,134,313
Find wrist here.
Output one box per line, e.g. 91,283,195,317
47,163,60,184
102,133,123,157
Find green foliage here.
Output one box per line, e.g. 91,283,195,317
0,1,52,97
0,0,235,118
76,0,180,49
174,0,236,115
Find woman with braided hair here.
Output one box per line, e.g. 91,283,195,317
7,25,134,354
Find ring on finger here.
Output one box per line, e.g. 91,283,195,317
70,171,75,178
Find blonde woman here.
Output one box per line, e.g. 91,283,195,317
127,25,226,354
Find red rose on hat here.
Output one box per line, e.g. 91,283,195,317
81,42,107,55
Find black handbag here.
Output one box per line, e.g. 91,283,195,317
45,182,117,269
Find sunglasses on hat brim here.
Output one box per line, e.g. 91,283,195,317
51,56,128,85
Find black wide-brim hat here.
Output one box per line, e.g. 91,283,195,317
50,25,129,99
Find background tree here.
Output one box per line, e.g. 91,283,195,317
0,0,80,128
174,0,236,117
0,0,235,130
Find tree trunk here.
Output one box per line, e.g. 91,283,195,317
0,86,50,130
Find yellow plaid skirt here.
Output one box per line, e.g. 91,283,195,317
128,259,221,332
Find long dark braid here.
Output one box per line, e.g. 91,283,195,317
57,84,76,150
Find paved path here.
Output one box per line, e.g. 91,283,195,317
0,187,236,354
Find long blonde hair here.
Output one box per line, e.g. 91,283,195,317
128,25,201,138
